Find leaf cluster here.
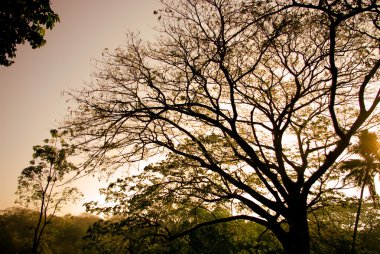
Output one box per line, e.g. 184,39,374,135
0,0,59,66
15,129,81,213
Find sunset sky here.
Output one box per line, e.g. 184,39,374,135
0,0,160,214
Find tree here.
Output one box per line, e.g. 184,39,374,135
15,130,82,254
340,130,380,253
0,0,59,66
65,1,380,253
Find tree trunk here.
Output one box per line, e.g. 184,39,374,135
285,218,310,254
282,198,311,254
32,210,44,254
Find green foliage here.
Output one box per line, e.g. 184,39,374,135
2,205,379,254
0,0,59,66
0,207,35,253
309,201,380,254
0,207,99,254
354,205,380,254
83,206,284,254
83,197,380,253
309,201,355,254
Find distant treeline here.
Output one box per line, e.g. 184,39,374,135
0,204,379,254
0,207,98,254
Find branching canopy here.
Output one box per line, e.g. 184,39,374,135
65,1,380,253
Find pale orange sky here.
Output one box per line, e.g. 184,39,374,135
0,0,160,214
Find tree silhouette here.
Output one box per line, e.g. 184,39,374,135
340,130,380,253
16,130,82,254
65,1,380,253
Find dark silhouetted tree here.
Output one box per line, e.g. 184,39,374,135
340,130,380,253
65,1,380,253
16,130,82,254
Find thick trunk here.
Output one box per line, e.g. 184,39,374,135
285,218,310,254
281,198,311,254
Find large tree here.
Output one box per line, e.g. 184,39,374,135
65,1,380,253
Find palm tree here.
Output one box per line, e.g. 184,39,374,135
340,130,380,254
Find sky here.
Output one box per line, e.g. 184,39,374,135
0,0,160,215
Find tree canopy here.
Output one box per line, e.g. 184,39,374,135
0,0,59,66
65,1,380,253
